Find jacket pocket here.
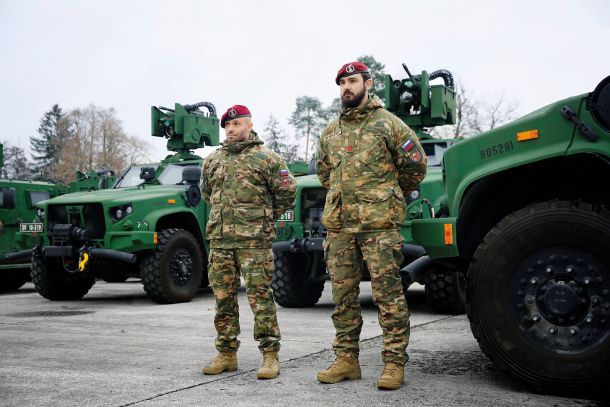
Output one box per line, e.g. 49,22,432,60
357,188,402,229
233,206,265,240
321,189,343,230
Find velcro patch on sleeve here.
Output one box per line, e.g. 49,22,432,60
401,139,415,152
401,139,422,162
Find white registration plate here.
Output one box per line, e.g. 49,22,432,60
19,223,44,233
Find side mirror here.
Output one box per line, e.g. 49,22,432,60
182,166,201,185
140,167,156,182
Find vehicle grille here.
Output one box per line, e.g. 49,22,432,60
47,204,105,241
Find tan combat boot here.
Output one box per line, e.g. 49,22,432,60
201,352,237,375
257,351,280,379
377,362,404,390
317,356,362,384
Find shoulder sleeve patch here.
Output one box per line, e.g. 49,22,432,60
401,139,423,163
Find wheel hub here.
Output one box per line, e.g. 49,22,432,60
511,247,610,352
539,280,586,321
170,248,193,287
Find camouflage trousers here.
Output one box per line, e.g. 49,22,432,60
324,229,410,365
208,248,281,353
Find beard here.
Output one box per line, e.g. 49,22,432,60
341,86,367,109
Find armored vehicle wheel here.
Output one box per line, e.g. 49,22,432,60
424,270,466,314
468,201,610,396
140,228,203,304
272,251,325,308
0,268,30,291
31,252,95,300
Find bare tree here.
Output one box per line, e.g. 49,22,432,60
432,81,518,138
52,105,150,183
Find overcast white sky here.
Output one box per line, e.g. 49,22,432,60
0,0,608,162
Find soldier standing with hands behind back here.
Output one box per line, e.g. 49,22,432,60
200,105,296,380
316,62,427,390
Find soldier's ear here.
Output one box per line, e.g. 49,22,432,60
365,78,373,91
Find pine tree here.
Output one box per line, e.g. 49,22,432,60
357,55,386,98
289,96,327,161
30,104,66,180
261,114,299,164
1,142,31,180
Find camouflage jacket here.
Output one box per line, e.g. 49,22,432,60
317,96,427,232
201,131,296,248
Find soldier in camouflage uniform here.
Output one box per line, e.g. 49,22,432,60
200,105,296,380
316,62,427,390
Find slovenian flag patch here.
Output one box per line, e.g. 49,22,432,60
280,169,289,177
401,139,415,152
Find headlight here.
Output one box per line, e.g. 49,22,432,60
409,190,420,201
36,208,45,220
110,204,133,222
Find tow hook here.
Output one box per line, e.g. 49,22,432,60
78,248,90,272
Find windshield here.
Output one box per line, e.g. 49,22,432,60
422,141,452,167
114,163,201,188
114,165,159,188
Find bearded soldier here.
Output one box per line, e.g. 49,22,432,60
201,105,296,380
316,62,427,390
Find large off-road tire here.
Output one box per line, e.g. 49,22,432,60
140,228,203,304
272,251,325,308
31,251,95,300
468,201,610,397
0,268,31,291
424,270,466,314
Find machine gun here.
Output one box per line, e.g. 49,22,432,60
384,63,457,138
151,101,220,157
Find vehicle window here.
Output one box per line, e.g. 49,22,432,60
0,188,16,209
30,190,50,206
157,164,189,185
114,165,159,188
422,142,451,167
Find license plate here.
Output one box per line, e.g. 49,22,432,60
19,223,44,233
278,210,294,222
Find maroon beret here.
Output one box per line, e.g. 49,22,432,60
335,61,369,85
221,105,251,128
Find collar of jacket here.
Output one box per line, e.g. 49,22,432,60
222,130,264,154
340,95,383,122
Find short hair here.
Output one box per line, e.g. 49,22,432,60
361,72,372,82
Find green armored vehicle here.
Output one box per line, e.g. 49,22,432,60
0,142,118,291
272,64,465,313
31,102,219,303
0,147,68,291
410,76,610,395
